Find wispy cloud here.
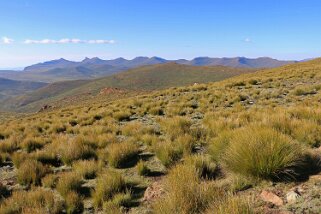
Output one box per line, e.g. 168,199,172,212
244,38,252,43
1,37,14,44
24,38,115,44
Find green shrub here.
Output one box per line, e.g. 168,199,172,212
222,126,304,181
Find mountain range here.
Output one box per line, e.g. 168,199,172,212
0,56,297,82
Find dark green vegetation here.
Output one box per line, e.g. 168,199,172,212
0,58,320,213
0,63,254,112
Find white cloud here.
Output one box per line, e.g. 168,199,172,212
244,38,252,43
1,37,14,44
24,38,115,44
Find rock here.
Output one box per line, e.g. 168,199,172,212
310,174,321,181
143,181,165,202
286,190,301,204
260,190,284,206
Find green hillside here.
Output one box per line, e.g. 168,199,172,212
0,59,320,213
0,63,254,112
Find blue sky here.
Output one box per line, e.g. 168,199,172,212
1,0,321,68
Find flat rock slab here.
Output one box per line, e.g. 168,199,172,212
260,190,284,206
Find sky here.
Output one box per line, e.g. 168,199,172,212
1,0,321,68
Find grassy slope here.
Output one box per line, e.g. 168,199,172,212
0,63,254,112
0,78,47,101
0,59,320,213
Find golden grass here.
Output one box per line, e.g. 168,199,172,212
107,141,140,168
93,170,127,208
222,126,304,181
17,159,48,186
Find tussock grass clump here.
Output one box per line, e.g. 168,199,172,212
65,191,84,214
107,141,140,168
222,126,305,181
208,131,233,162
42,174,59,189
56,172,83,197
33,148,60,166
113,111,132,121
186,155,218,180
50,123,67,133
136,160,150,176
153,141,183,167
59,138,97,165
93,170,127,208
292,120,321,148
149,106,164,115
0,135,21,153
0,189,64,214
73,160,99,179
11,152,29,168
205,195,254,214
21,136,48,153
160,116,192,140
17,159,48,186
153,163,223,214
103,192,131,211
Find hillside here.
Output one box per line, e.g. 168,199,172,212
0,56,295,82
0,77,47,101
0,63,255,112
0,59,320,213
